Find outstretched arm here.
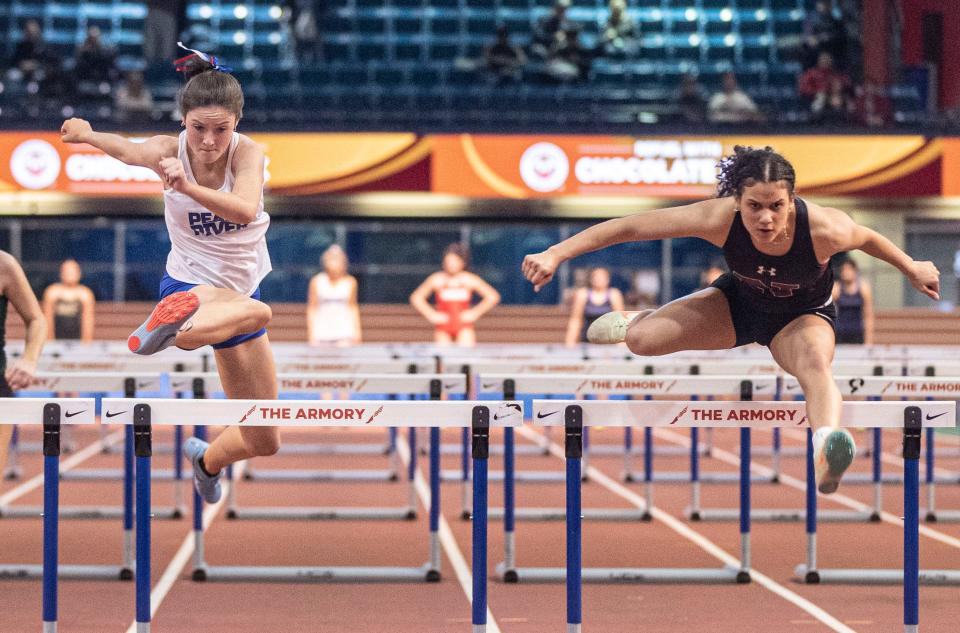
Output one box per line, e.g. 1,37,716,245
61,117,173,171
522,198,729,291
821,208,940,300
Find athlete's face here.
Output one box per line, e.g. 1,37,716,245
60,260,81,285
839,261,857,283
183,107,237,164
323,249,347,277
443,253,466,275
737,181,794,245
589,268,610,290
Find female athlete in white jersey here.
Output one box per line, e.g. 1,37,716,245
60,47,278,502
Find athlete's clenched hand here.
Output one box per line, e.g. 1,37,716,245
522,250,562,292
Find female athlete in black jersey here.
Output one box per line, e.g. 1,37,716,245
522,146,940,494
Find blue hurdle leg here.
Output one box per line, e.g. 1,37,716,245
136,453,151,632
804,429,819,582
738,427,751,582
122,426,135,579
472,450,488,632
503,426,516,581
42,452,59,633
407,427,417,517
871,427,883,520
461,427,471,520
689,427,701,520
925,428,936,521
903,409,922,633
173,426,184,517
428,427,441,581
191,426,207,580
566,451,582,633
643,426,653,520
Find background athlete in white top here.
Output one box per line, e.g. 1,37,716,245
307,245,361,346
59,51,280,502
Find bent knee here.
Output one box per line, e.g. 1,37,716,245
625,326,671,357
791,352,832,378
247,301,272,330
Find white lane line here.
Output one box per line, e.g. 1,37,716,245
397,437,504,633
0,431,124,506
657,428,960,551
517,426,857,633
123,462,243,633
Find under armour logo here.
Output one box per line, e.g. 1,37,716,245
757,266,776,276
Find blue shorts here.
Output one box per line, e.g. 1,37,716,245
159,272,268,350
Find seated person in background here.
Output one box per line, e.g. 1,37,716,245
707,72,763,124
75,25,118,89
677,73,707,124
597,0,638,59
799,52,851,124
410,243,500,347
484,25,526,84
306,245,361,347
852,79,890,128
114,71,155,123
42,259,95,342
532,0,572,59
565,267,625,347
546,26,591,83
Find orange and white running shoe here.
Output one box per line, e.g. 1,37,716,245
127,291,199,355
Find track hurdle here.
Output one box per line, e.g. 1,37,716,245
100,397,520,633
173,372,466,521
532,398,954,633
0,397,97,632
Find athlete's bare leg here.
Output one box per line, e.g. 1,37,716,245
200,334,280,473
623,288,737,355
456,327,476,347
433,330,453,345
768,315,840,432
174,285,271,350
0,425,11,473
769,315,854,493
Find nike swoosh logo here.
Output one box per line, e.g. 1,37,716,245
137,381,154,389
444,382,460,390
105,410,128,418
481,382,499,390
536,410,558,419
785,383,801,391
65,409,87,418
926,412,949,420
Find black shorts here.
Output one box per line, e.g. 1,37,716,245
710,273,837,347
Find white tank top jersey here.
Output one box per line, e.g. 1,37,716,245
163,131,271,296
310,273,357,343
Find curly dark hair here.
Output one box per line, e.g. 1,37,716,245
715,145,796,198
177,56,244,120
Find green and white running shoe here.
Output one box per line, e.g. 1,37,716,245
813,427,856,494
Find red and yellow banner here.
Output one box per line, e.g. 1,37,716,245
0,131,954,199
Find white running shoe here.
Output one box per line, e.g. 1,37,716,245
813,427,856,494
586,311,640,344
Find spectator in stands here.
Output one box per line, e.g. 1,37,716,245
852,78,890,128
801,0,847,70
484,25,526,84
143,0,184,66
114,71,155,123
546,26,591,83
42,260,96,343
532,0,572,59
707,72,763,124
798,51,851,124
75,26,118,88
597,0,638,59
307,245,361,347
10,20,49,83
625,269,659,310
677,73,707,124
292,0,323,64
565,267,625,347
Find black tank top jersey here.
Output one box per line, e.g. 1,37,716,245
54,297,83,340
722,197,833,314
580,290,613,342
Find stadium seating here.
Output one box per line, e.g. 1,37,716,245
0,1,928,128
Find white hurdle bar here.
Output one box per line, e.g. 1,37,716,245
487,375,776,581
100,398,521,633
529,399,954,633
0,398,98,633
173,372,466,521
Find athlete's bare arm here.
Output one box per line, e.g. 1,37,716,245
461,273,500,324
159,136,264,226
523,198,734,291
0,252,46,389
809,203,940,300
409,273,446,325
60,118,175,172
